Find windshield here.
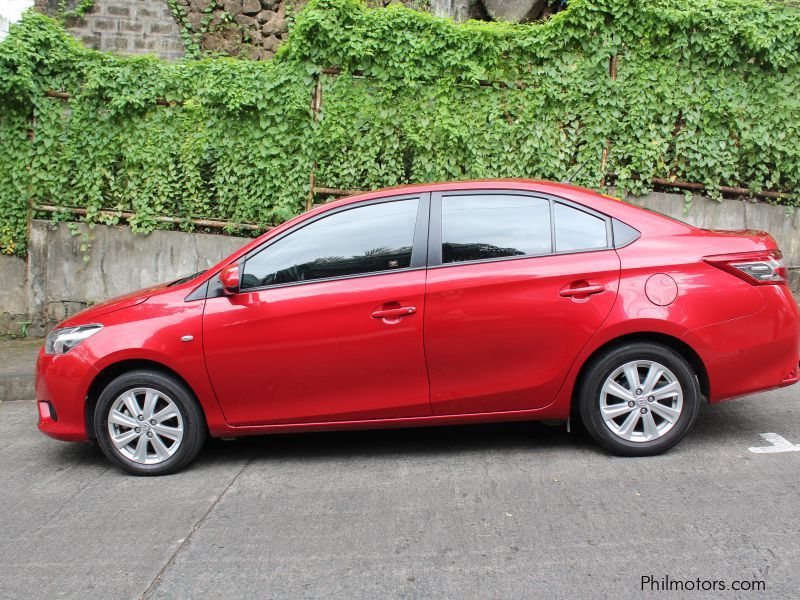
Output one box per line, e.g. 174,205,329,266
167,271,205,287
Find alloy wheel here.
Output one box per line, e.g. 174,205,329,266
106,387,185,465
599,360,684,443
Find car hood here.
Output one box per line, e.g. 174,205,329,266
57,283,168,327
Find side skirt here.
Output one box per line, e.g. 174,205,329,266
209,403,570,438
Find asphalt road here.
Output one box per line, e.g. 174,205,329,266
1,388,799,599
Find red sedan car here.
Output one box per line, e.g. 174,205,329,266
36,180,800,475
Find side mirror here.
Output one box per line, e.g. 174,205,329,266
219,263,240,295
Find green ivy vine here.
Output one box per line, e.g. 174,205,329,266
57,0,95,22
165,0,223,59
1,0,800,258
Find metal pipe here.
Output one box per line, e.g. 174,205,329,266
33,204,267,232
650,178,788,201
312,186,364,197
44,89,175,106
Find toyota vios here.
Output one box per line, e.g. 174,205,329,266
36,180,800,474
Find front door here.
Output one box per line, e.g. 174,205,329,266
203,195,432,426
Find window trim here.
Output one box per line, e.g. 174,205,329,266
428,190,613,269
234,193,430,294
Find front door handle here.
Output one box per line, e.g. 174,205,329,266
372,306,417,319
559,283,605,298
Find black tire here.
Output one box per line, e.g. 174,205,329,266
578,342,700,456
94,369,207,475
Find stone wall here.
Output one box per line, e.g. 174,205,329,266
154,0,558,59
33,0,567,64
181,0,289,60
2,191,800,337
35,0,185,59
175,0,425,60
32,0,567,63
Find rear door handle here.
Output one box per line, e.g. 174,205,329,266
559,284,605,298
372,306,417,319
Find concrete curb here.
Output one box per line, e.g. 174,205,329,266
0,339,42,403
0,377,35,402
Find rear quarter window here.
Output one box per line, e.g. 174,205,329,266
553,203,608,252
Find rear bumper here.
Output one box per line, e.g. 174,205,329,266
35,349,97,442
687,285,800,403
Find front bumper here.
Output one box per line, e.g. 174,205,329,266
35,348,98,442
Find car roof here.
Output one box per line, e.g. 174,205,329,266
193,179,692,286
327,179,599,204
320,179,682,228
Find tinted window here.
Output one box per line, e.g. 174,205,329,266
441,195,551,264
241,199,418,289
553,203,607,252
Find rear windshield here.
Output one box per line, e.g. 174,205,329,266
636,205,696,228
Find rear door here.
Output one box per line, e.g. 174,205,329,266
424,191,620,415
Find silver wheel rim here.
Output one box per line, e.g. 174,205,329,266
107,387,184,465
599,360,683,443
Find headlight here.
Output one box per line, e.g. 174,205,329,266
44,324,103,355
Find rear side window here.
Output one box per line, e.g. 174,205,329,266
553,203,608,252
241,199,419,289
441,195,551,264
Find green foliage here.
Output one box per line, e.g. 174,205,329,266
165,0,222,59
0,12,313,255
0,106,32,255
2,0,800,257
56,0,95,22
292,0,800,198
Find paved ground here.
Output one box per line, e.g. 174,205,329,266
1,388,799,599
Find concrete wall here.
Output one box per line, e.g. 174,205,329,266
623,191,800,290
0,256,30,336
2,191,800,336
36,0,185,59
623,191,800,266
24,220,248,334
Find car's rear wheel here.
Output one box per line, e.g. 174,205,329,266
578,342,700,456
94,370,206,475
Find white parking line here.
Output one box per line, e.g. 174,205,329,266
748,433,800,454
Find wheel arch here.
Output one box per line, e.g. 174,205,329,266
85,359,208,439
570,332,710,413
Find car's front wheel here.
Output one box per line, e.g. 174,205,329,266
578,342,701,456
94,370,207,475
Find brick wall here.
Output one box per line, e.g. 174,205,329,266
36,0,185,59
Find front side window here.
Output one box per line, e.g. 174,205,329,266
241,199,419,289
441,194,551,264
553,203,608,252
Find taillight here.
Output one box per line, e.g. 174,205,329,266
703,250,788,285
